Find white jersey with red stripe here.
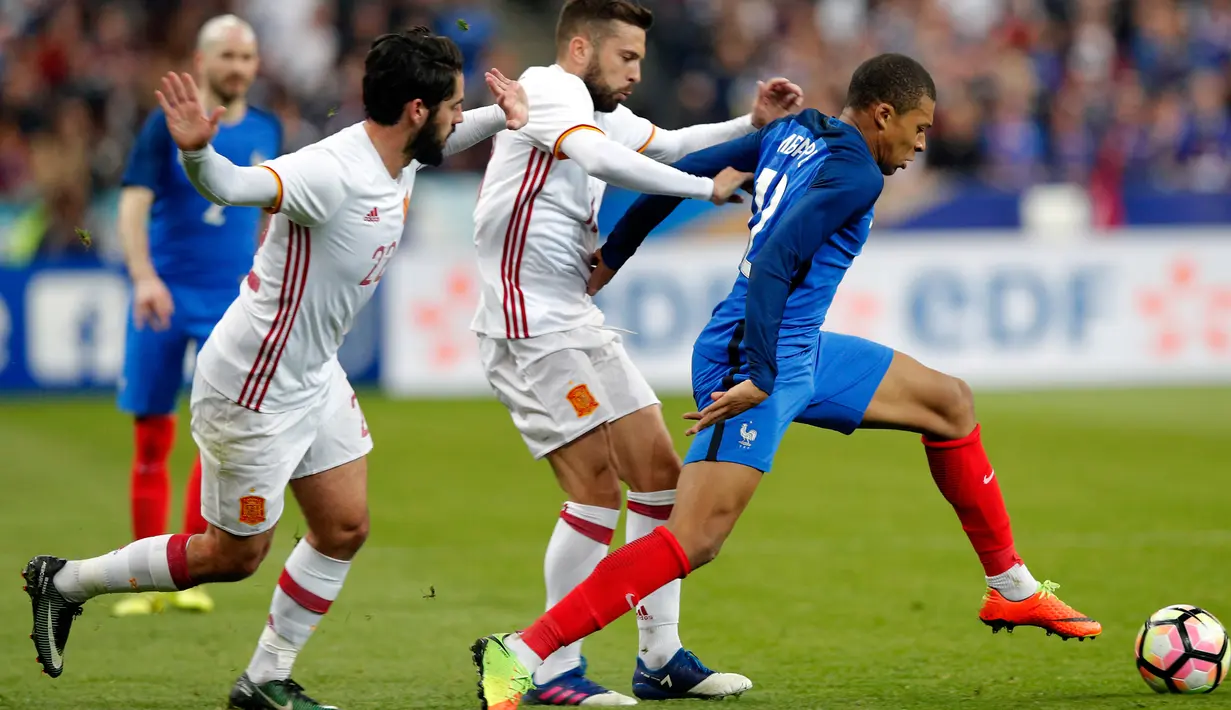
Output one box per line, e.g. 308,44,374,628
470,64,656,340
196,122,414,413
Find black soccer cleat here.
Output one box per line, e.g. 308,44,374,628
228,672,340,709
23,555,83,678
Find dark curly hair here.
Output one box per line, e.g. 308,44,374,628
363,27,463,126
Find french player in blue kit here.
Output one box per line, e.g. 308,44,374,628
114,14,280,618
472,54,1101,708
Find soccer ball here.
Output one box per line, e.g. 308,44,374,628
1135,605,1230,694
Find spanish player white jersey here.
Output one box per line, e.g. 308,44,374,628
196,122,414,414
470,64,658,340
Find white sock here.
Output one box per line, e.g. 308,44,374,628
535,502,618,684
626,490,682,669
987,562,1038,602
246,539,350,684
52,534,195,603
508,633,546,675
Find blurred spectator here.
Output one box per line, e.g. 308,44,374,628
3,0,1231,254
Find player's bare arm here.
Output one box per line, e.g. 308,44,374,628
117,186,174,331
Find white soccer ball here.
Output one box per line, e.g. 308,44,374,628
1135,604,1230,694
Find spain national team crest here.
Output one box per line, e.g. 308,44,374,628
238,495,266,526
566,384,599,418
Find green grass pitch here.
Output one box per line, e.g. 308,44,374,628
0,388,1229,709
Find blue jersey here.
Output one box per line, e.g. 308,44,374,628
603,110,884,394
121,107,282,289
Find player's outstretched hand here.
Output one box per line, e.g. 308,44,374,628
486,68,528,130
132,274,174,332
710,167,754,205
586,250,617,296
751,77,805,128
155,72,224,152
683,379,768,436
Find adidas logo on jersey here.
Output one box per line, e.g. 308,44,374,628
363,208,380,223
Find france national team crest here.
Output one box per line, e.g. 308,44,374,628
566,383,599,418
238,494,266,526
738,422,758,448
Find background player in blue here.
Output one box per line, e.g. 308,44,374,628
115,14,280,619
473,55,1101,707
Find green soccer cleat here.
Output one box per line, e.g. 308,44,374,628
471,634,534,709
227,673,339,709
168,586,214,613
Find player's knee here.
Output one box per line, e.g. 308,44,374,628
934,375,976,439
315,514,370,559
212,542,269,582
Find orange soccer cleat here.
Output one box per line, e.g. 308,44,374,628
979,580,1102,640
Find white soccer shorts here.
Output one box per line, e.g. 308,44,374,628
479,324,660,459
189,362,373,536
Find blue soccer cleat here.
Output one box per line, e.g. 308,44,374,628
632,649,752,701
525,657,636,706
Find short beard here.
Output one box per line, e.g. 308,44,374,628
208,78,241,107
581,61,620,113
405,106,448,167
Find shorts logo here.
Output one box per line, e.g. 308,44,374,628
238,495,266,526
739,422,758,448
566,384,599,418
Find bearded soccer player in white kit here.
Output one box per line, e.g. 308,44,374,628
470,0,803,704
23,28,527,710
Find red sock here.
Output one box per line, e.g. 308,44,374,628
181,455,208,535
131,416,175,541
923,424,1022,576
520,527,691,660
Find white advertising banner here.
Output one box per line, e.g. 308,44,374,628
380,233,1231,397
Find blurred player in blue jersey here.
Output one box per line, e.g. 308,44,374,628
473,54,1102,707
114,14,281,618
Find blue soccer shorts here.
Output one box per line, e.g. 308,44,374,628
118,286,234,416
683,331,895,473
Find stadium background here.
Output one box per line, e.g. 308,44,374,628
0,1,1229,708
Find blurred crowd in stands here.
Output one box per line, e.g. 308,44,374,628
1,0,1229,259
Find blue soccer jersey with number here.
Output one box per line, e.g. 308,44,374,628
602,110,891,472
117,107,282,416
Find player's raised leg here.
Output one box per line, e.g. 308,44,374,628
812,333,1101,640
24,514,277,677
608,403,752,700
